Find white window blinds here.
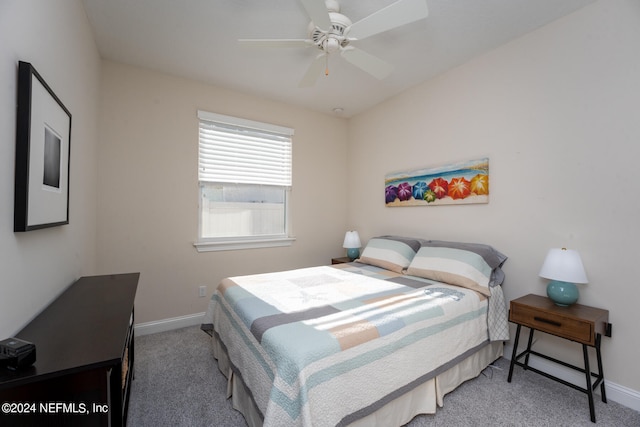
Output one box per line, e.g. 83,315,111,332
198,111,293,186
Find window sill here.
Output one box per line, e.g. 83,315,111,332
193,236,296,252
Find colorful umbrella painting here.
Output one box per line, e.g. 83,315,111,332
385,158,489,206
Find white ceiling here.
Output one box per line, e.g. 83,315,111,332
82,0,596,117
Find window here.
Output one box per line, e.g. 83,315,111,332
194,111,294,252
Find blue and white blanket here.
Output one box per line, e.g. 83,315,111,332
202,263,507,427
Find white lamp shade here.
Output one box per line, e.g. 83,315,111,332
539,248,588,284
342,231,361,249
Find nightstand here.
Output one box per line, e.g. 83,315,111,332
507,294,612,423
331,257,352,265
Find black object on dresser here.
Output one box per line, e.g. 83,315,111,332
0,273,138,427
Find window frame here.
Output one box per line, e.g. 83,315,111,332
194,111,295,252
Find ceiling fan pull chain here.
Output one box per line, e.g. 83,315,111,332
325,53,329,76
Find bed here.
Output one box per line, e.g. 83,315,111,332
201,236,509,427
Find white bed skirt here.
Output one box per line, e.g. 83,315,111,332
210,333,503,427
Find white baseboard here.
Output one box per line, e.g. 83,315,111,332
134,312,205,337
504,342,640,412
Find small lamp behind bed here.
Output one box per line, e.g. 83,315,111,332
539,248,588,306
343,231,362,261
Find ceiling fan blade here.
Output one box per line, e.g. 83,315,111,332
299,54,326,87
347,0,428,40
299,0,331,31
340,47,394,80
238,39,313,48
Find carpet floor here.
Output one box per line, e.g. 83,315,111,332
127,326,640,426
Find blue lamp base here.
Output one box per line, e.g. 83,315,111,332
546,280,579,306
346,248,360,261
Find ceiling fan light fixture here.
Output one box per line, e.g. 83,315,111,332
323,37,341,53
308,11,352,53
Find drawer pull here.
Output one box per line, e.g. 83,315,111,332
534,316,561,327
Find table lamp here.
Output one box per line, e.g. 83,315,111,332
343,231,361,261
539,248,588,306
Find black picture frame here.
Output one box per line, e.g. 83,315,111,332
14,61,72,232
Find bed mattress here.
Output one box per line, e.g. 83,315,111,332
202,262,507,426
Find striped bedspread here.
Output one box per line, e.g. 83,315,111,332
201,263,505,427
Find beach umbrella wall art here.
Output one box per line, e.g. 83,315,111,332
385,158,489,206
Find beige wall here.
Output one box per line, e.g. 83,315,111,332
96,61,349,324
348,0,640,394
0,0,100,337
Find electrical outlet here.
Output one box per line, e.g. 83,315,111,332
199,286,206,297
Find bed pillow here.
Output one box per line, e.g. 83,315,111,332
357,236,421,273
406,246,495,296
417,239,508,269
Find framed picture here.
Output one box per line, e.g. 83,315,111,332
14,61,72,231
385,158,489,206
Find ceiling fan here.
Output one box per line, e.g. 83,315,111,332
239,0,429,87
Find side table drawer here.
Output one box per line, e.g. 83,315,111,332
510,304,593,344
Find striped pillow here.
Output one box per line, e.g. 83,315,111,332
406,246,494,296
358,237,419,273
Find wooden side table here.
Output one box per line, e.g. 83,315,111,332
331,256,352,265
507,294,612,423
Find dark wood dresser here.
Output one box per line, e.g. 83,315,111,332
0,273,138,426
